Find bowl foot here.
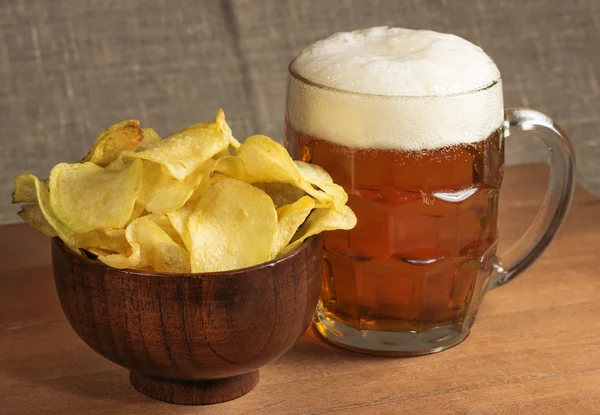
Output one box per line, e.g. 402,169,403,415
129,370,259,405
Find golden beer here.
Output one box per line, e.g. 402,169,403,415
287,126,503,333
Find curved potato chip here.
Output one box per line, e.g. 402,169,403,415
271,196,315,257
138,160,204,214
237,135,332,203
123,126,228,181
99,215,190,272
26,175,128,254
13,110,353,274
280,205,357,256
98,242,141,270
188,156,246,202
49,159,142,233
139,128,162,149
295,161,348,210
216,108,240,149
166,201,195,252
143,213,186,249
294,160,333,184
127,202,146,225
188,178,277,272
212,148,231,159
253,182,307,208
17,204,56,237
213,155,246,178
12,174,38,204
81,120,143,167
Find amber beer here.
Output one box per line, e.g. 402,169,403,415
286,125,502,330
286,27,507,354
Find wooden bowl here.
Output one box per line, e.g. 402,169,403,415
51,235,323,405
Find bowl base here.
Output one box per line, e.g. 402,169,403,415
129,370,259,405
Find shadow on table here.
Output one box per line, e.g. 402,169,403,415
282,324,397,362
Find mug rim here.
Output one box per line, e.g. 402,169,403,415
287,59,502,100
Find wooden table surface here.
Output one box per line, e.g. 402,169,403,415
1,164,599,415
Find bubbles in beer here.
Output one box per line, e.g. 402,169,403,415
288,27,504,152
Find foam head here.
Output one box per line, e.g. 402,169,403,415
287,27,504,151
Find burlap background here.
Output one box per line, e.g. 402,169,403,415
1,0,598,222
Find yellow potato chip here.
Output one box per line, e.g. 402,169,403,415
49,159,142,233
188,178,277,272
271,196,315,257
82,228,129,254
26,175,128,254
143,213,186,249
295,160,348,210
13,109,355,274
294,160,333,184
236,135,332,203
17,204,57,237
216,108,240,149
97,245,141,269
127,202,146,225
188,156,246,202
280,205,357,256
139,128,162,149
137,160,204,214
166,201,195,252
99,214,190,272
212,148,231,159
81,120,143,167
123,125,229,181
213,155,246,178
12,174,38,204
253,182,307,208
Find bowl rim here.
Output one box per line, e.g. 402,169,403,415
52,234,321,278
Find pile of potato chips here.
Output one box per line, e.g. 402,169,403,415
12,110,356,273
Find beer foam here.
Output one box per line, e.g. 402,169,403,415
288,27,504,151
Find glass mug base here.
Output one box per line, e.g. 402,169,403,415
313,304,470,356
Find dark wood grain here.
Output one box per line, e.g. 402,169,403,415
50,235,323,405
1,165,600,414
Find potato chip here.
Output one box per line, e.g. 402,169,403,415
12,174,38,204
213,155,246,178
280,205,357,256
236,135,332,203
166,201,195,252
137,160,204,214
188,178,277,272
143,213,186,249
216,108,240,149
99,214,190,272
294,160,333,184
253,182,307,208
271,196,315,257
27,175,128,254
17,204,56,237
48,159,142,233
139,128,162,149
123,125,229,181
81,120,143,167
12,109,356,273
295,160,348,210
188,156,246,202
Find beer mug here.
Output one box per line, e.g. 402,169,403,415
284,27,575,355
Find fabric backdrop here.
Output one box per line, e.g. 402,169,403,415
1,0,598,222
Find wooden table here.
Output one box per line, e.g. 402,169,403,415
1,164,599,415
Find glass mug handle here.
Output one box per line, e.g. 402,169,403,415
489,108,576,289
